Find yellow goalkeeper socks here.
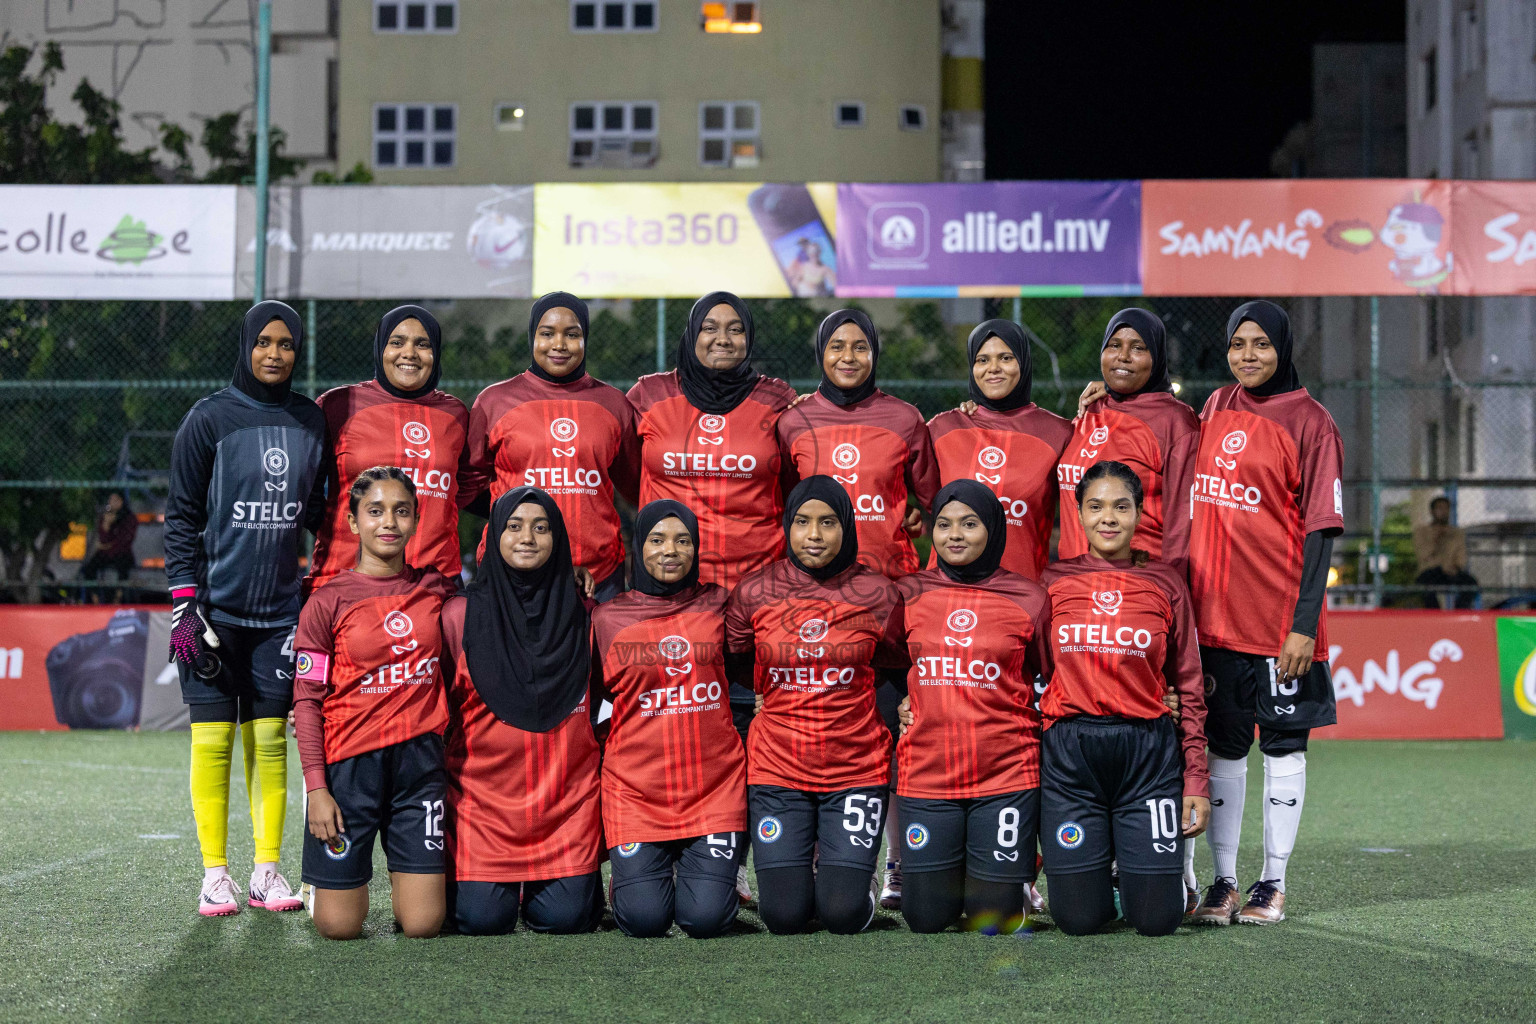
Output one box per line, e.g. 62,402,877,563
244,718,290,866
189,722,236,870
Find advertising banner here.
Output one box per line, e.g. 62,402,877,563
532,182,838,297
1494,615,1536,740
0,185,236,300
236,185,533,298
1450,182,1536,296
836,181,1141,297
1142,180,1456,296
1325,611,1504,740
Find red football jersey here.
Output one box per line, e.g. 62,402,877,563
725,559,905,791
293,567,457,790
928,404,1073,581
439,596,603,883
777,390,940,578
628,371,797,589
1042,556,1208,797
893,568,1051,799
308,382,470,593
463,373,640,581
592,584,747,845
1055,392,1199,569
1189,385,1345,659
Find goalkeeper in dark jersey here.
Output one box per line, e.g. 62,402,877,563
164,301,327,917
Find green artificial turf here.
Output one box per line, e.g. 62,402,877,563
0,733,1531,1023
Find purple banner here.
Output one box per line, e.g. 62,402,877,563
835,181,1141,296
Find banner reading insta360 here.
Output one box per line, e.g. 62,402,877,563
533,183,838,297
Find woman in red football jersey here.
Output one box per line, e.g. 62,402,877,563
725,476,906,935
308,306,471,597
1039,461,1209,938
295,467,458,939
889,479,1052,934
1057,309,1199,572
439,487,603,934
592,499,748,939
462,293,639,601
928,320,1073,583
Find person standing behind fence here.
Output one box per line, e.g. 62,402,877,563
79,490,138,600
1057,309,1199,574
164,300,327,919
928,320,1072,582
307,306,470,597
1413,496,1479,609
1187,300,1344,928
462,292,639,602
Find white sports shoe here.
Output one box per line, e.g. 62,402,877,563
198,873,242,917
248,868,303,912
735,865,754,906
879,864,902,910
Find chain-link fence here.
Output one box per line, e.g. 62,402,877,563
4,294,1533,606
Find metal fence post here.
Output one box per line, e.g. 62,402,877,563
252,0,272,301
655,297,667,373
1012,295,1022,326
1370,294,1383,604
306,299,317,397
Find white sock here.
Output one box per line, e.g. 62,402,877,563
203,865,229,884
1182,837,1198,891
1207,755,1248,884
1261,752,1306,892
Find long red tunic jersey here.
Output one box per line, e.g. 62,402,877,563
725,560,906,791
592,584,747,845
439,596,603,883
628,371,797,589
1189,385,1345,660
777,390,940,578
308,382,470,594
1055,392,1199,569
893,569,1052,799
928,404,1073,581
463,373,640,581
293,567,457,791
1042,556,1208,797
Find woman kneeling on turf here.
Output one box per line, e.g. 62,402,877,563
1039,461,1209,937
295,467,458,939
592,500,748,938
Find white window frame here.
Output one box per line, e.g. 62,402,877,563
374,0,459,33
699,101,760,168
570,1,659,33
834,101,866,129
898,104,927,131
569,101,659,168
373,103,457,170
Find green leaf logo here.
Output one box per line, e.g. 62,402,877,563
96,214,166,264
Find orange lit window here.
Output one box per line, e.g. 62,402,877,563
702,2,761,33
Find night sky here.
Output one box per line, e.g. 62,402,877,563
985,0,1406,180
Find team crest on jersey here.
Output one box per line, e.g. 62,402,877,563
383,610,414,638
1090,591,1123,616
1088,425,1110,447
658,635,692,661
946,608,978,633
976,446,1007,471
1056,822,1085,850
1221,430,1248,456
831,443,861,470
698,414,726,434
757,817,783,843
262,447,289,477
616,843,642,858
549,417,579,443
905,824,930,850
402,421,432,446
798,619,829,644
324,833,352,860
295,652,313,676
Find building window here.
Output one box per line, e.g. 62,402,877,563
702,2,762,33
1426,296,1441,359
1457,6,1480,76
571,1,657,32
570,102,658,168
1464,403,1477,473
375,1,457,32
1425,421,1440,481
899,105,926,131
699,101,760,167
834,102,865,128
1422,48,1437,112
495,103,526,131
374,104,456,169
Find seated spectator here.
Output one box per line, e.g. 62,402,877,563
79,491,138,602
1413,496,1478,609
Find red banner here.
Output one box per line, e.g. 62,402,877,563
0,605,166,731
1450,181,1536,295
1324,611,1504,740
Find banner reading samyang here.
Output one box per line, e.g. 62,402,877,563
836,181,1141,296
533,183,837,297
1142,180,1455,296
1451,182,1536,296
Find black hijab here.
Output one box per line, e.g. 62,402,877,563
677,291,761,414
1226,300,1300,397
783,476,859,581
815,309,880,407
1102,308,1172,400
233,300,303,404
931,479,1006,584
966,319,1032,412
373,304,443,400
631,499,701,598
528,291,590,384
462,487,590,733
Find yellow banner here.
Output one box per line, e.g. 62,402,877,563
533,182,837,297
